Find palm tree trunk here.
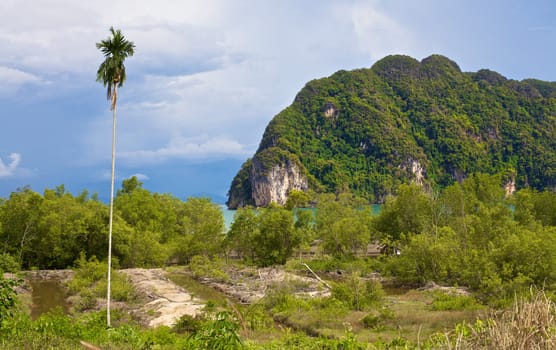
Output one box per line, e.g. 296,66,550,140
107,86,117,327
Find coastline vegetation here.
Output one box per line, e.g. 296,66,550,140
1,172,556,348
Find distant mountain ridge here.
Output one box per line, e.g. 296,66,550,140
227,54,556,208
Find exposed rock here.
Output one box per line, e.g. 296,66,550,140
505,177,516,196
399,159,426,186
452,169,466,183
23,269,74,282
196,266,330,304
229,54,556,205
120,268,204,327
418,281,471,296
250,156,308,207
322,102,339,120
411,160,425,185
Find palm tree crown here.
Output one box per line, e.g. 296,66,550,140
96,27,135,110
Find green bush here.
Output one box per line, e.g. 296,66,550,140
93,272,136,302
331,272,384,311
0,275,19,323
0,253,20,273
189,255,229,282
173,314,205,334
67,255,105,294
75,289,96,312
431,291,481,311
243,303,274,331
68,255,136,303
188,311,244,349
361,307,396,330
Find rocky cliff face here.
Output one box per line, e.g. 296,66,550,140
226,149,309,208
250,157,308,207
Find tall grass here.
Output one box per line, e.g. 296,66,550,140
442,289,556,350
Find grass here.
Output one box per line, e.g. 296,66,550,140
268,285,480,344
440,289,556,349
12,261,556,349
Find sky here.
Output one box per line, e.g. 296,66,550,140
1,0,555,203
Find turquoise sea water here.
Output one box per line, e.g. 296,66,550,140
220,204,381,231
220,205,236,230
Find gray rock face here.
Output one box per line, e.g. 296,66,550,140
251,157,308,207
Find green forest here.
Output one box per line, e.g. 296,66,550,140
2,173,556,348
228,55,556,207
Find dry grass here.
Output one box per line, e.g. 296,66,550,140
443,290,556,350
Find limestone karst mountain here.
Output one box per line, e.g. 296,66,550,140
228,54,556,208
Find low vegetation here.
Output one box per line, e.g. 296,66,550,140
1,173,556,348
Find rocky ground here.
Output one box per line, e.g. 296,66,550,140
192,265,331,304
119,268,205,327
12,265,330,329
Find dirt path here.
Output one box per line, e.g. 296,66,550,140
120,268,204,327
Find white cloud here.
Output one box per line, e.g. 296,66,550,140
0,0,230,75
3,0,416,171
0,67,40,85
0,66,42,94
0,153,21,177
97,171,149,182
77,1,415,168
118,135,251,165
343,1,414,60
130,173,150,181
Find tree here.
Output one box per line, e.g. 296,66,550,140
172,198,225,262
373,184,432,240
316,192,372,257
254,205,299,266
227,207,259,262
96,27,135,327
0,188,42,267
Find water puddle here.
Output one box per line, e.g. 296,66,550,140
165,271,230,306
29,279,70,319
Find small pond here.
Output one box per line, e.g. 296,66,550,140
29,279,70,319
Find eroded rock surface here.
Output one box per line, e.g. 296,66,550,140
197,266,330,304
250,157,308,207
120,268,204,327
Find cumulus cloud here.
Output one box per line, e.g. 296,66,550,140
0,153,22,177
343,1,414,60
0,0,231,75
77,0,416,168
3,0,416,170
118,135,251,165
0,67,40,84
0,66,42,94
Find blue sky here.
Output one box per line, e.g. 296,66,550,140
1,0,555,203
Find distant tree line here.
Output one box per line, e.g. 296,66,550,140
0,177,224,270
1,173,556,304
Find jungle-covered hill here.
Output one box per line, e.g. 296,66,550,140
228,54,556,208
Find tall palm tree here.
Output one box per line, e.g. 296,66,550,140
96,27,135,327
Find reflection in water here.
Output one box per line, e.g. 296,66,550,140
29,280,69,319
